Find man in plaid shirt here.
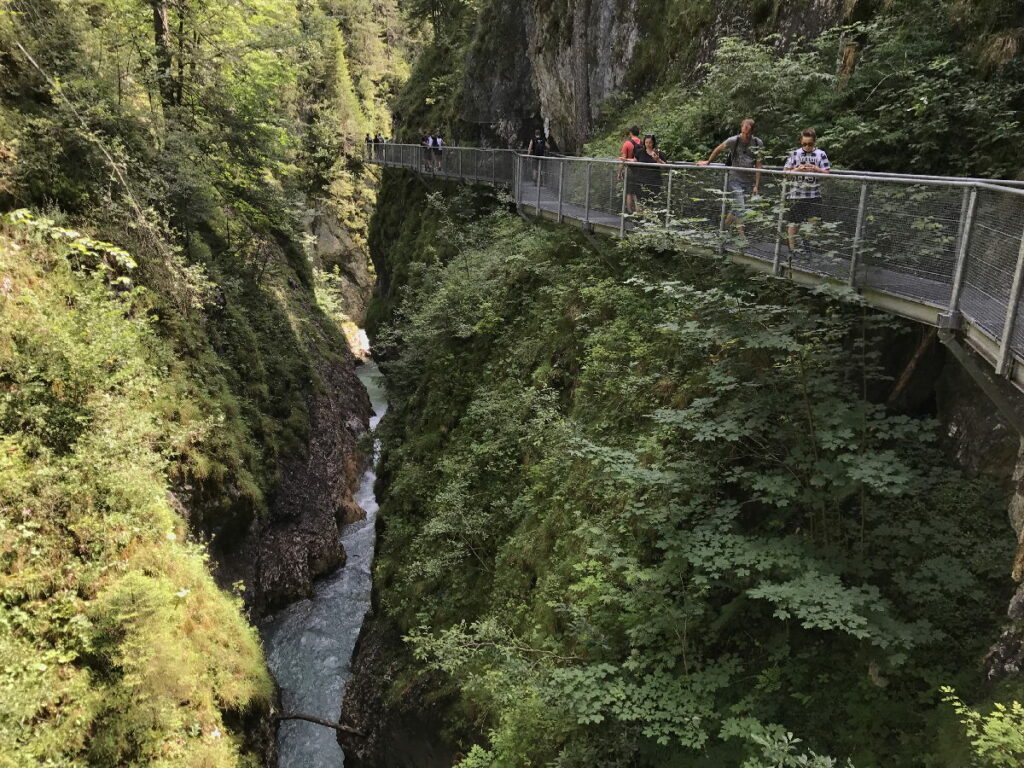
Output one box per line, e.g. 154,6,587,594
783,128,830,251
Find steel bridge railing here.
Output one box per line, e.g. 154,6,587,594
365,143,1024,382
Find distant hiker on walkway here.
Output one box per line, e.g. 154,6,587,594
783,128,830,252
432,130,445,170
619,125,642,213
632,133,667,208
698,118,763,239
365,134,372,159
527,128,547,184
420,129,431,171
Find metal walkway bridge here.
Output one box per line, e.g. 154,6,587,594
366,143,1024,393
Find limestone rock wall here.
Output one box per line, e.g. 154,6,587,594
211,348,371,618
460,0,850,151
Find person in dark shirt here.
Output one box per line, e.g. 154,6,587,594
631,133,667,208
527,128,547,184
527,129,547,156
420,130,431,172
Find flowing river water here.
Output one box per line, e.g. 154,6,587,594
262,361,387,767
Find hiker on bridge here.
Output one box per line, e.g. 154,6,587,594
632,133,668,208
619,125,642,213
698,118,763,239
783,128,830,253
527,128,548,184
432,130,445,171
419,130,432,172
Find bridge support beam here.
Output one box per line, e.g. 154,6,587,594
849,182,868,286
583,162,591,226
772,181,788,276
947,186,978,315
939,329,1024,437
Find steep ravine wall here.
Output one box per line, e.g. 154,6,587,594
211,351,371,618
462,0,849,150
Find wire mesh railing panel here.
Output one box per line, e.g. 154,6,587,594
965,189,1024,347
629,163,673,224
497,152,515,186
664,166,726,248
1010,226,1024,357
590,162,625,228
778,175,863,281
857,182,964,307
561,160,589,213
483,151,494,183
726,171,786,266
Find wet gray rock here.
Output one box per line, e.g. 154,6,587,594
212,352,371,618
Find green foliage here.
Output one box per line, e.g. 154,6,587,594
367,182,1013,766
0,221,271,766
942,688,1024,767
589,15,1024,177
0,0,413,762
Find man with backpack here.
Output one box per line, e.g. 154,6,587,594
698,118,763,239
527,128,547,184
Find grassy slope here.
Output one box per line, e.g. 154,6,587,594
0,218,272,767
0,0,416,763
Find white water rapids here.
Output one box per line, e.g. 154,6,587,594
262,362,386,767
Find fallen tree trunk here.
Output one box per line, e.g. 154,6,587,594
275,712,365,737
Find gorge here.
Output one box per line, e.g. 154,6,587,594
3,0,1024,766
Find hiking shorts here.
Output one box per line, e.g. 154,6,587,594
728,179,754,217
786,197,824,225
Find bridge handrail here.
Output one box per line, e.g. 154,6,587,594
367,142,1024,387
369,143,1024,191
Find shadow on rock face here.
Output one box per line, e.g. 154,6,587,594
339,612,460,768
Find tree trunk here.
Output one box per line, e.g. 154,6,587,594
149,0,176,111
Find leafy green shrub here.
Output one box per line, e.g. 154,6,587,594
942,688,1024,767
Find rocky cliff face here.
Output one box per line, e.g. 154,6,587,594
461,0,542,143
210,317,372,618
463,0,850,151
339,611,459,767
523,0,640,151
307,173,378,327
